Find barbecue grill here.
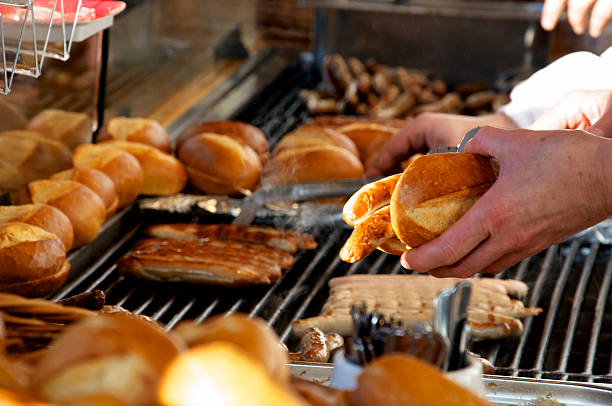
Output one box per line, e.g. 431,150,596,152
50,49,612,386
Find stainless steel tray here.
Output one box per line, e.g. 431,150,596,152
289,362,612,405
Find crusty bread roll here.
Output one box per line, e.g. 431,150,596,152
172,314,288,383
158,343,305,406
98,117,171,153
73,145,144,208
28,180,106,248
336,122,397,160
176,120,268,160
0,131,72,186
178,133,261,195
272,124,359,158
349,354,492,406
0,161,24,194
32,314,183,406
261,144,364,186
0,223,69,297
0,99,27,132
0,204,74,251
51,167,119,219
390,153,497,248
91,141,187,196
26,109,92,150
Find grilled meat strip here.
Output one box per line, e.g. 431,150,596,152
143,223,317,254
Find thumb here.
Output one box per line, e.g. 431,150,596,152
463,125,510,158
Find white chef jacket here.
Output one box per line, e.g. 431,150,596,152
499,46,612,128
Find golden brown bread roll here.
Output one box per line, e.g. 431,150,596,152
91,141,187,196
0,131,72,186
349,354,492,406
272,124,359,158
0,99,27,132
0,161,24,194
28,180,106,248
32,314,183,406
172,314,288,384
261,144,364,186
51,167,119,219
26,109,92,150
336,122,397,160
72,145,144,208
390,153,497,248
176,120,268,159
363,131,394,169
0,204,74,251
158,343,305,406
0,223,69,297
98,117,171,153
177,133,261,195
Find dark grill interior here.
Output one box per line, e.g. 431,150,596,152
52,62,611,385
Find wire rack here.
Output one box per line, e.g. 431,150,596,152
0,0,82,94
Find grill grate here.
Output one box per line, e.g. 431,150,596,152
52,63,611,385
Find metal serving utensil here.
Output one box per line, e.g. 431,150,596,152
427,126,480,155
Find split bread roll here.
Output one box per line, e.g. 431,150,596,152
158,342,305,406
177,133,261,195
0,131,72,186
0,204,73,251
261,144,364,186
390,153,497,248
177,120,268,160
171,314,288,384
272,124,359,158
31,314,183,406
73,144,144,208
98,117,171,153
349,354,493,406
0,223,69,297
28,180,106,248
26,109,92,150
51,167,119,219
91,141,187,195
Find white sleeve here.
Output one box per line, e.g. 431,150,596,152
499,46,612,128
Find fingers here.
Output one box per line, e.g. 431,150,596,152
567,0,597,35
365,120,428,176
588,97,612,137
541,0,567,31
426,245,530,278
589,0,612,36
400,198,491,274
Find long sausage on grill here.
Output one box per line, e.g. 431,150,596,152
143,223,317,254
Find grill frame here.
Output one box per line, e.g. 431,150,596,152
52,51,611,386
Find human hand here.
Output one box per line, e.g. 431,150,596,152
365,113,516,177
530,89,612,132
541,0,612,37
401,125,612,278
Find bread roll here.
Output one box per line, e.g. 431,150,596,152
176,120,268,159
178,133,261,195
51,167,119,219
349,354,492,406
99,117,171,153
261,144,364,186
158,343,305,406
32,314,183,406
26,109,92,149
272,125,358,158
28,180,106,248
336,122,397,160
73,144,144,208
172,315,288,383
0,223,68,297
0,161,24,194
0,204,74,251
0,131,72,185
390,153,497,248
363,131,394,168
92,141,187,195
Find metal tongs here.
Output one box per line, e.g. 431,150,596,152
433,280,472,371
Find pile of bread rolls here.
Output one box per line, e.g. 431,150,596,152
0,114,187,298
0,310,492,406
175,120,401,191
